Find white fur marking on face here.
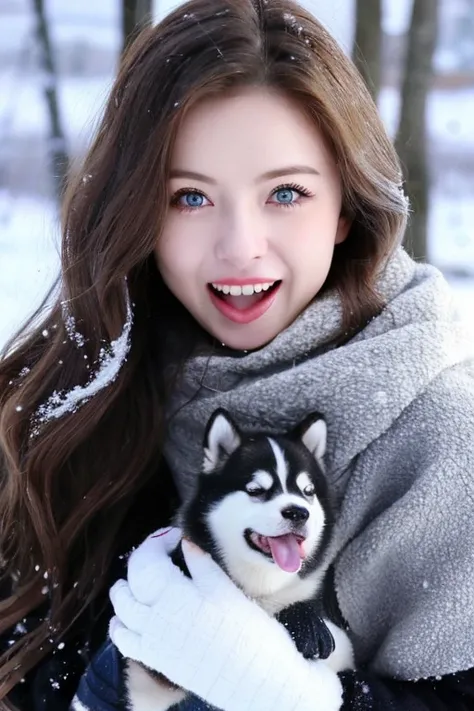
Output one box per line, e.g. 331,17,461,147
268,438,288,491
203,412,241,473
207,488,329,603
208,490,300,597
301,419,327,465
296,471,314,496
247,470,274,493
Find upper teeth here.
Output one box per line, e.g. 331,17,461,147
211,282,276,295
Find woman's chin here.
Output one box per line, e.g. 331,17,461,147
206,320,284,353
191,298,297,352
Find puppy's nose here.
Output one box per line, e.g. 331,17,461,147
281,505,309,523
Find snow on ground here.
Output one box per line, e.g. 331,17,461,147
429,196,474,274
0,195,59,349
447,276,474,328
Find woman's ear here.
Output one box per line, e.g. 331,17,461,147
334,215,352,245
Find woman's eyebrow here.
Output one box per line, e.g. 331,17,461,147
257,165,321,182
169,165,321,185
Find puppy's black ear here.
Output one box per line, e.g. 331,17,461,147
203,408,242,473
292,413,327,465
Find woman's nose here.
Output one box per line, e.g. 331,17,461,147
214,209,268,269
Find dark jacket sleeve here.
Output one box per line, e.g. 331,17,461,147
70,640,125,711
70,640,210,711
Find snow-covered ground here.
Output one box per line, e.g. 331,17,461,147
1,0,473,351
0,196,60,348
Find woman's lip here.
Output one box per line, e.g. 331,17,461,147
208,282,281,325
210,277,278,286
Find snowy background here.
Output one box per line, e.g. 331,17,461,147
1,0,473,350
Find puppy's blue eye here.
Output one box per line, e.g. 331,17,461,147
303,485,315,497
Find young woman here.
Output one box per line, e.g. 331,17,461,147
1,0,474,709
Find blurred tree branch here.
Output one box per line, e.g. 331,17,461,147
395,0,440,261
352,0,382,103
32,0,69,203
122,0,153,53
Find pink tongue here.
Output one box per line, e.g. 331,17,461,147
268,534,302,573
222,293,265,311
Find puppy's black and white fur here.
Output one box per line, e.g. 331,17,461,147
125,409,354,711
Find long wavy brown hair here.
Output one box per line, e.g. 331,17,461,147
0,0,408,702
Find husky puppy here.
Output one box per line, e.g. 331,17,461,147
124,409,354,711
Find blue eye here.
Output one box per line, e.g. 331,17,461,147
171,189,211,211
269,183,314,207
184,192,204,207
274,188,295,204
180,191,205,208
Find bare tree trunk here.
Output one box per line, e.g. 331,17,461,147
395,0,439,262
352,0,382,103
122,0,153,53
32,0,69,203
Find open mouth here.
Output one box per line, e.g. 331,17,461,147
245,529,306,573
207,280,282,325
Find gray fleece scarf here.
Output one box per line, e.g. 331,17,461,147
164,248,474,681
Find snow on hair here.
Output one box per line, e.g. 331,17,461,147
30,285,133,436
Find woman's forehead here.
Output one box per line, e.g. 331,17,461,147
168,88,336,181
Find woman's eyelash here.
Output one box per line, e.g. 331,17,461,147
272,182,314,198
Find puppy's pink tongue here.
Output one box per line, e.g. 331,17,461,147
268,534,302,572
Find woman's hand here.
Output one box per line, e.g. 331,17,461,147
109,528,344,711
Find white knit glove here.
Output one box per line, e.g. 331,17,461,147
109,528,344,711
